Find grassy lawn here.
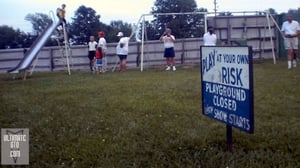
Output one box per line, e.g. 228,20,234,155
0,60,300,167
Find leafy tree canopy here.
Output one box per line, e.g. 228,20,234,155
0,25,35,49
69,5,133,44
69,5,103,45
151,0,207,39
25,13,52,35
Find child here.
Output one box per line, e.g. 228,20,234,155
95,47,104,73
56,4,66,24
98,31,107,72
88,36,97,71
56,4,66,36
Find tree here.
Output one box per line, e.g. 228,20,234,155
0,26,18,49
151,0,206,39
138,21,159,41
288,8,300,15
0,25,33,49
108,20,133,42
268,8,277,15
25,12,59,47
69,5,103,45
25,13,52,35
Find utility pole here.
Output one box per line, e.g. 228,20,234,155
213,0,218,28
214,0,217,17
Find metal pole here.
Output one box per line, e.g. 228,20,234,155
29,55,39,76
63,22,71,75
140,15,145,72
204,13,208,35
268,12,285,38
266,12,276,64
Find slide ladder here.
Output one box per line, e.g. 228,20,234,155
52,22,72,75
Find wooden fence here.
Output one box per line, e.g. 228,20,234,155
0,15,280,73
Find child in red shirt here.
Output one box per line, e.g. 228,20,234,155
95,47,104,73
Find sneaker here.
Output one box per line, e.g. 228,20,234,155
172,66,176,71
288,61,292,69
165,66,171,71
293,60,297,68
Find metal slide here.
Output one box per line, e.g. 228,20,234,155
8,20,61,73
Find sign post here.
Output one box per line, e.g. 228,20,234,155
226,125,232,152
200,46,254,150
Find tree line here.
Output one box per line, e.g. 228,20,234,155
0,0,299,49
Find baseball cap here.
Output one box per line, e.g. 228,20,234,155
117,32,124,37
98,31,105,36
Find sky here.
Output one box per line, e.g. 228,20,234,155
0,0,298,33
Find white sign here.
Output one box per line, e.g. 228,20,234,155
201,46,254,133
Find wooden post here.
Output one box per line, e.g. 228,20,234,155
181,39,185,64
226,125,233,152
50,48,54,71
136,42,140,67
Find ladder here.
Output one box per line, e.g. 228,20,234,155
53,22,72,75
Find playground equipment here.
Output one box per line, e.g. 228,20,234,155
52,24,73,75
134,11,279,71
135,12,207,72
7,11,72,79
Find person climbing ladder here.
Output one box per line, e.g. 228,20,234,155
56,4,66,36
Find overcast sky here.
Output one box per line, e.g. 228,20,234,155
0,0,298,33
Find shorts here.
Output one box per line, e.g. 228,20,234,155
164,47,175,58
88,51,96,60
285,37,298,50
118,55,127,60
96,59,103,66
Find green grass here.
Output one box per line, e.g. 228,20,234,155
0,60,300,167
